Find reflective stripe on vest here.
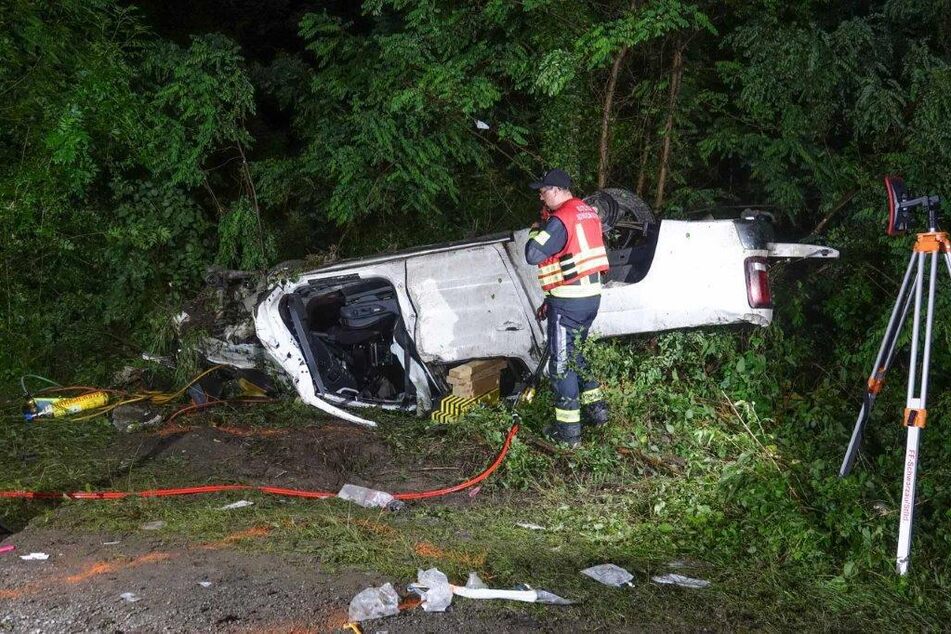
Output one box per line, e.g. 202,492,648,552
549,276,602,298
536,198,610,293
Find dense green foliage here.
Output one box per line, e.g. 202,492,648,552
2,0,951,604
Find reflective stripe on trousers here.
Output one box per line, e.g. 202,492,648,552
547,297,602,421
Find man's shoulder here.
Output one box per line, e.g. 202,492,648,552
557,198,600,222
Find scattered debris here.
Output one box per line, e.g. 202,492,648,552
515,522,546,531
408,566,574,608
141,353,174,368
198,581,213,588
581,563,634,587
200,338,263,370
348,583,400,622
111,365,141,386
338,484,405,511
217,500,254,510
111,402,163,433
651,573,710,589
413,568,453,612
141,521,167,531
453,584,574,605
224,321,255,343
173,311,191,331
19,552,49,561
119,592,140,603
0,544,15,555
465,572,488,590
475,119,490,130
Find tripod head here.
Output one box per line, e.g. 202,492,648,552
885,176,942,235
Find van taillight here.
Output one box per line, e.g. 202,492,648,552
745,257,772,308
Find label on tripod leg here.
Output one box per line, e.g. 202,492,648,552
901,447,917,523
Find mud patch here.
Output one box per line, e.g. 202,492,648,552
114,421,477,495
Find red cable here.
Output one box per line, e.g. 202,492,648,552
0,424,520,502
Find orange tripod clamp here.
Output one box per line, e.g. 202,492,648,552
903,408,927,429
913,231,951,254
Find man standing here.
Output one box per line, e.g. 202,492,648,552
525,169,611,448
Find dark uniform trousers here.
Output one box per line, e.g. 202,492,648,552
546,295,603,423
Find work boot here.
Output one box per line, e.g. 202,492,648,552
543,423,582,449
583,401,610,427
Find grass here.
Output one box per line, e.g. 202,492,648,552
30,485,946,630
3,377,951,629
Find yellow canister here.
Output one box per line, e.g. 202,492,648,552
49,391,110,417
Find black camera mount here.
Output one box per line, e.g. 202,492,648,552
885,176,942,235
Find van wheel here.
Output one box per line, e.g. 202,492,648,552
584,188,657,248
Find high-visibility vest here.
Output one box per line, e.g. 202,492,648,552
536,198,609,297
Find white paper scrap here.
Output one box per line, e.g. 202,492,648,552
581,563,634,587
217,500,254,510
651,573,710,589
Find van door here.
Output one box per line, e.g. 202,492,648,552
405,243,541,366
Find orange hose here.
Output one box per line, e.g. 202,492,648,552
0,424,520,502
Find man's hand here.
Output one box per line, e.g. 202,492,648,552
535,303,548,321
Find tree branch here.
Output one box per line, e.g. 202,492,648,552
597,45,629,189
807,187,860,238
653,42,685,213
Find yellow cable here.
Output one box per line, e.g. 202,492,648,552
50,366,227,421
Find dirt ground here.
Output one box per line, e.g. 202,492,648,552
0,528,549,633
0,420,559,633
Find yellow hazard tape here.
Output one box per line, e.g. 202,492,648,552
431,388,500,423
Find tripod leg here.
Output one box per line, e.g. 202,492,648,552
896,250,938,575
839,252,918,477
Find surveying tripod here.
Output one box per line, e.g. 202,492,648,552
839,177,948,575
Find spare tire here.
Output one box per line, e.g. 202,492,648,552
584,188,656,233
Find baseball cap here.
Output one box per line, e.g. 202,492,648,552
529,168,572,190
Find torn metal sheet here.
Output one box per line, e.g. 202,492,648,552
200,338,263,370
